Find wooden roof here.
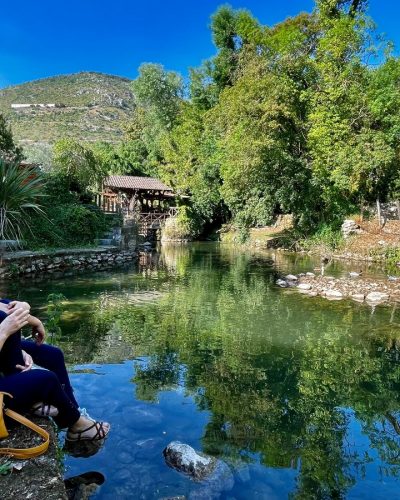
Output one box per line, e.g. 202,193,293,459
104,175,173,192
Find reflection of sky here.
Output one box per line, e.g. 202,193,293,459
65,362,297,499
344,408,400,499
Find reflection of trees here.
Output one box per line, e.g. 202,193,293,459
133,352,181,402
58,245,400,497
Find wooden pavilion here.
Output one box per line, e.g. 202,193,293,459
96,175,176,215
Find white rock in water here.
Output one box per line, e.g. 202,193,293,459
306,272,315,277
325,290,343,299
349,272,360,278
285,274,298,281
276,279,287,287
298,283,312,291
366,292,389,303
163,442,216,480
350,293,365,302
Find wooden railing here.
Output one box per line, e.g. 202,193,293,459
94,194,120,214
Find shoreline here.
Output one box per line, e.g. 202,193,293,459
277,272,400,306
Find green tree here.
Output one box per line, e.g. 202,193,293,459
0,114,23,163
53,138,107,195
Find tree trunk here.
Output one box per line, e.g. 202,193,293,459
376,198,382,228
396,199,400,222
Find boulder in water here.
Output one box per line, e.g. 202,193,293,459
163,442,217,480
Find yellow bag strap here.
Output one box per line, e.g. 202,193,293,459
0,393,50,459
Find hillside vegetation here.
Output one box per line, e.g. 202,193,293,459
0,72,134,145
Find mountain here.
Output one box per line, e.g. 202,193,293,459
0,72,135,149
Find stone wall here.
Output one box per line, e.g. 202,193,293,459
369,202,400,221
0,247,137,279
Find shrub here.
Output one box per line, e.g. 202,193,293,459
299,224,344,252
24,203,109,249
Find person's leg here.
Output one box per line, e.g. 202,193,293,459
21,341,79,408
0,369,80,429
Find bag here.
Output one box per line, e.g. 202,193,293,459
0,391,50,459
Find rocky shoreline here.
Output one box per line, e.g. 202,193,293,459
277,272,400,305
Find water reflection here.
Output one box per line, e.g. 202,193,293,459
4,244,400,498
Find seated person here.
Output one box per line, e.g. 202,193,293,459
0,299,110,441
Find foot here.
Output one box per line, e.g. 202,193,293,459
66,416,110,441
31,402,59,417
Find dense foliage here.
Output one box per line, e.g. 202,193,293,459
24,174,109,249
123,0,400,236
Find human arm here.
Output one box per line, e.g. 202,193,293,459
0,308,30,353
7,300,31,313
27,315,46,345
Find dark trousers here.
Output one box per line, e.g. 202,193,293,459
0,326,80,428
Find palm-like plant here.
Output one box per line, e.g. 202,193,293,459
0,158,45,244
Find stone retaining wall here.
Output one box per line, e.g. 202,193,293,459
0,247,137,279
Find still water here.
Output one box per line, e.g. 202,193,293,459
4,243,400,499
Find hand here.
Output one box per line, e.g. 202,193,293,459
32,321,46,345
8,301,31,313
0,308,30,338
16,350,33,372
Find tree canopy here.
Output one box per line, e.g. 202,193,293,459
122,0,400,236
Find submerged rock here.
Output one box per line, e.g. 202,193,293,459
163,442,234,498
163,442,217,480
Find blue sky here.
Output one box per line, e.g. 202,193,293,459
0,0,399,88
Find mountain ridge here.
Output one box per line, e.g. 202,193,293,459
0,71,135,147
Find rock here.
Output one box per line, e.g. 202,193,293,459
276,279,287,288
366,292,389,303
351,293,365,302
163,442,234,500
349,272,361,278
306,272,315,277
297,283,312,291
341,219,362,238
285,274,298,281
325,290,343,300
163,442,217,480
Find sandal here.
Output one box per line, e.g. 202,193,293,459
66,421,109,442
31,402,59,418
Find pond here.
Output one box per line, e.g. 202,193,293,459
4,243,400,499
